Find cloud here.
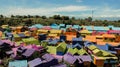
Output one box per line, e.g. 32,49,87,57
55,5,92,12
1,5,120,18
1,5,92,16
94,8,120,17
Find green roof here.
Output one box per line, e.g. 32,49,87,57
14,34,20,37
22,38,40,45
93,49,102,56
67,48,78,55
101,50,115,57
93,49,116,57
77,48,88,55
41,41,48,47
88,45,98,50
47,46,57,54
57,42,67,53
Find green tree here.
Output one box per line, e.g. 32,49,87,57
0,15,4,18
41,16,47,19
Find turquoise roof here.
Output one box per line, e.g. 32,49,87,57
108,25,114,28
93,26,109,31
85,26,93,30
112,27,120,30
9,60,27,67
51,25,60,29
59,24,65,26
66,25,72,28
73,25,80,29
29,24,43,28
60,28,66,31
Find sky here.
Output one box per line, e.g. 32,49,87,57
0,0,120,20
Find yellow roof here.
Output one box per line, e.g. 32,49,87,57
16,26,22,29
50,29,62,34
37,29,48,33
80,30,91,34
1,25,8,28
48,34,57,37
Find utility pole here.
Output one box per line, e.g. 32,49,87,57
92,10,94,21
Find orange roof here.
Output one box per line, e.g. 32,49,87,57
84,36,96,42
96,35,104,38
66,35,76,41
96,41,107,45
65,32,76,35
0,31,2,37
107,42,119,46
96,39,104,42
102,34,116,38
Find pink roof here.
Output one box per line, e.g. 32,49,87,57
1,40,17,46
107,30,120,34
25,45,32,49
42,26,52,30
12,48,18,56
30,27,37,31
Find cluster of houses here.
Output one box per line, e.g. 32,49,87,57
0,24,120,67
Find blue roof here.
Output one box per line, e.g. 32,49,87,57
96,45,108,50
51,23,58,26
84,41,93,47
72,43,82,48
48,39,59,45
72,37,83,41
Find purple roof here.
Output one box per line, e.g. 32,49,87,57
10,54,16,58
0,40,4,45
74,56,83,63
20,47,26,50
63,53,76,64
52,55,63,62
74,55,92,62
22,49,35,57
42,54,55,61
28,58,42,67
17,46,26,53
115,48,120,50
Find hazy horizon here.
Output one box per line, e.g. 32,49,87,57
0,0,120,20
